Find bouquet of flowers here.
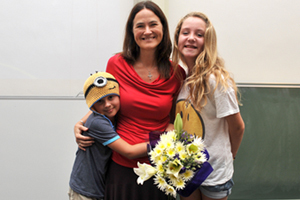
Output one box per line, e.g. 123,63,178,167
133,114,213,198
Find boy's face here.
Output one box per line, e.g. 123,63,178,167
93,95,120,121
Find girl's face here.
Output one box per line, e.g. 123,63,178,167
132,8,163,52
178,17,206,66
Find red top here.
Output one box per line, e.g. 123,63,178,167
106,54,185,168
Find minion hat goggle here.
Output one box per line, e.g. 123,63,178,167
83,72,119,110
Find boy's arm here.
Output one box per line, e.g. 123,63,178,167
107,139,148,159
88,117,148,159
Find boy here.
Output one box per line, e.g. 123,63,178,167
69,72,148,200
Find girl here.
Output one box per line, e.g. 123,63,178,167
172,12,245,200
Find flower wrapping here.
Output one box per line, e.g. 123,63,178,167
133,114,213,198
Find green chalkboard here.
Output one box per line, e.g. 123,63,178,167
230,87,300,199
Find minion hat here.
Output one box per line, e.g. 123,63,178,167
83,72,119,110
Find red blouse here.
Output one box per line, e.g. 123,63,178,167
106,54,184,168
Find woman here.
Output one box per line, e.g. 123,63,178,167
172,12,245,200
74,1,185,200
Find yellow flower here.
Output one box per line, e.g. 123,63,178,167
154,145,164,156
168,174,177,182
181,169,194,181
166,130,177,141
165,139,174,149
156,162,165,173
149,150,160,163
166,147,176,157
159,132,168,142
133,114,209,197
193,136,205,151
157,139,167,150
187,143,200,155
160,155,168,163
195,153,207,164
133,162,157,185
175,141,185,153
159,133,175,150
179,151,188,160
173,177,185,190
166,159,183,178
165,184,177,198
168,174,185,190
154,174,167,191
159,131,176,146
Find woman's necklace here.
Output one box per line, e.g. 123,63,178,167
135,61,156,81
147,67,154,80
143,65,156,81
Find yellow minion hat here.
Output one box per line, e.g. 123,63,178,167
83,72,119,110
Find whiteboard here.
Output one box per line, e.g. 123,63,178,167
0,0,133,96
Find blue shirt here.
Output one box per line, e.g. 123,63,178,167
69,112,120,198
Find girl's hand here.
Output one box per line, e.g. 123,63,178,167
74,121,94,151
165,123,174,132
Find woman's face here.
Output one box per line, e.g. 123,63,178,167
132,8,163,52
178,16,206,65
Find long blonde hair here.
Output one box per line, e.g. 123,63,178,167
172,12,240,111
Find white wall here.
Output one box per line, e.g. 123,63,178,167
0,0,133,96
0,0,134,200
163,0,300,84
0,98,87,200
1,0,300,97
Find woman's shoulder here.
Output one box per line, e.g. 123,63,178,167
108,53,123,63
106,53,129,72
170,60,186,80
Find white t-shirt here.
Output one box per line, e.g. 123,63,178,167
176,74,240,186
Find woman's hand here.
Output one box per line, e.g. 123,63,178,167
74,121,94,151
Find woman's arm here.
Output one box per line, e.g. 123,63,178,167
74,110,94,151
107,139,148,159
226,112,245,159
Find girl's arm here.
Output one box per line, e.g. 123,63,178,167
107,139,148,159
226,112,245,159
165,123,174,132
74,110,94,151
